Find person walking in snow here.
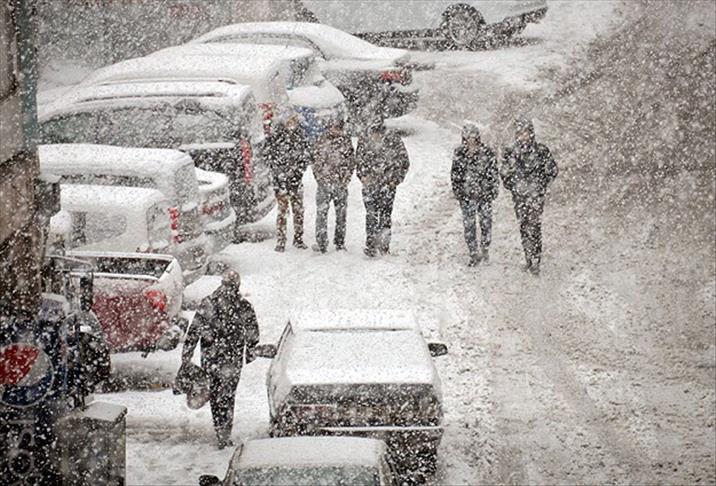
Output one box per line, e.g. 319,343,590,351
311,118,355,253
356,122,410,257
178,271,259,449
265,112,313,252
451,122,499,266
500,119,558,275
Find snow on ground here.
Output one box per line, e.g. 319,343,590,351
87,1,716,484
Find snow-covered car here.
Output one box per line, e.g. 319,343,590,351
193,168,237,254
256,310,448,475
299,0,548,49
191,22,425,125
38,143,217,250
39,81,274,225
75,54,291,137
65,250,185,353
150,43,347,140
200,437,398,486
58,184,208,283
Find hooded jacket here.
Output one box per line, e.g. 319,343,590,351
265,123,313,192
500,123,558,199
311,131,355,187
355,130,410,189
451,140,499,203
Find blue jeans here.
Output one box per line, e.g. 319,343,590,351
459,199,493,258
315,184,348,248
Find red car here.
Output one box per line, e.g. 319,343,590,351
68,251,185,353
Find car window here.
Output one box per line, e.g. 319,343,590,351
41,112,101,144
274,323,295,363
70,211,127,248
237,465,378,486
60,174,156,190
146,203,170,247
212,34,324,57
172,164,200,204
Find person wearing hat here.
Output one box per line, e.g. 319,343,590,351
311,117,355,253
178,270,259,448
356,122,410,257
264,112,313,252
500,119,558,275
451,122,499,266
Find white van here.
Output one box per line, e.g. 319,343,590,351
77,54,292,135
39,82,274,224
150,43,347,139
59,184,208,283
39,143,234,254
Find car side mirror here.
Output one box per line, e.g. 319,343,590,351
428,342,448,358
198,475,221,486
255,343,277,359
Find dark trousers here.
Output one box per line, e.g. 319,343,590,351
513,194,545,267
209,372,241,444
362,185,397,252
316,184,348,248
459,199,493,258
275,185,304,244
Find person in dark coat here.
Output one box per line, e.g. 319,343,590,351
500,119,558,275
178,271,259,448
311,118,355,253
451,122,499,266
356,123,410,257
265,113,313,252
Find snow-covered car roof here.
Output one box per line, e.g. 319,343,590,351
284,329,438,387
78,55,285,104
290,308,420,332
40,143,193,178
152,43,314,64
194,167,228,191
39,81,254,122
60,183,167,215
235,437,387,469
192,21,409,62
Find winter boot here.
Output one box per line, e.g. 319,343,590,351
335,243,347,251
481,248,490,263
274,241,286,253
468,253,481,267
293,238,308,250
364,247,377,258
312,243,327,253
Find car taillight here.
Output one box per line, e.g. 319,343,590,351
239,139,253,184
380,69,404,83
144,288,167,313
168,207,182,244
202,201,224,216
259,102,275,135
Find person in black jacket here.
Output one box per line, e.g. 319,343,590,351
356,123,410,257
500,119,558,275
178,270,259,448
265,113,313,252
451,122,499,266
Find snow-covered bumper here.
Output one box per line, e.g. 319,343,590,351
204,209,236,254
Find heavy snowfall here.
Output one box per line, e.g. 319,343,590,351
1,1,714,485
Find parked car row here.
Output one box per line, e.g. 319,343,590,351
38,22,427,360
201,310,449,485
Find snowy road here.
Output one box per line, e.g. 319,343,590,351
94,1,715,484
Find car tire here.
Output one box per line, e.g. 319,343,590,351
442,4,485,50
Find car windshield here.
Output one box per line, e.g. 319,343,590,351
237,465,378,486
43,103,244,147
